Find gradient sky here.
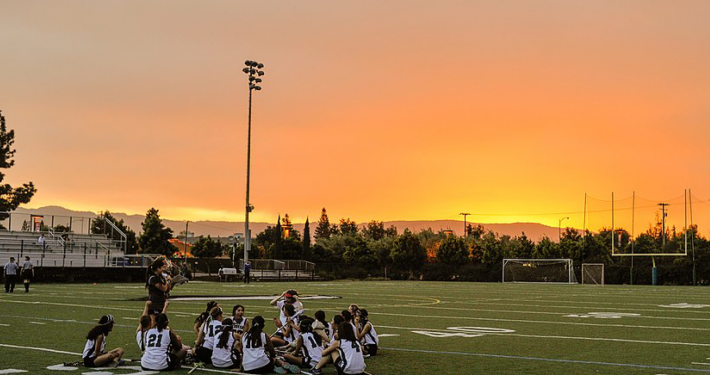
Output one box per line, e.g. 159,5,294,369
2,1,710,232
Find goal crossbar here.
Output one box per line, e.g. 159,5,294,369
502,258,576,284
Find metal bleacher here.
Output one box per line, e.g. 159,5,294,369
0,229,128,268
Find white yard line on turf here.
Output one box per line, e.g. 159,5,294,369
382,347,710,373
377,324,710,347
0,370,28,374
370,311,710,332
0,343,81,356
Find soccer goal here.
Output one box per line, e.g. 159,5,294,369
581,263,605,285
502,259,577,284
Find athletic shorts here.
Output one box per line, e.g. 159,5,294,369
244,360,275,374
195,346,213,364
141,353,180,371
83,356,97,368
21,270,32,281
365,344,378,356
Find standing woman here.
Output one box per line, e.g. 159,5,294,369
21,256,33,293
232,304,251,335
146,257,172,315
211,318,241,369
238,316,296,374
312,323,366,375
140,313,188,371
82,315,125,368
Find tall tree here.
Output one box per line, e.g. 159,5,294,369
138,208,177,256
362,221,386,241
392,229,427,278
314,208,331,241
339,218,358,235
0,111,36,223
302,217,312,260
437,236,470,264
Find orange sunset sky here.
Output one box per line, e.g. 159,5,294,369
2,1,710,233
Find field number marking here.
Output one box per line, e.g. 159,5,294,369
659,303,710,309
565,312,640,319
412,326,515,338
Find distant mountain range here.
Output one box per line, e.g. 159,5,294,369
12,206,565,242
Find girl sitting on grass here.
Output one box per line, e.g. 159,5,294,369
82,315,124,368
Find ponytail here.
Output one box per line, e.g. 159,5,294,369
216,318,233,349
246,316,265,348
156,313,169,332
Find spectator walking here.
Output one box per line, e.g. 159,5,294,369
244,261,251,284
4,257,19,293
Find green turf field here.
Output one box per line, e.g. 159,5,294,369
2,280,710,374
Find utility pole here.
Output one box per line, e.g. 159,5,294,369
459,213,470,237
658,203,669,247
184,221,189,262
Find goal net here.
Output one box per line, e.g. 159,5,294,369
502,259,577,283
581,263,605,285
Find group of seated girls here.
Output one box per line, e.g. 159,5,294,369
81,290,378,374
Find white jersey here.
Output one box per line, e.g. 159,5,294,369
82,335,106,359
362,322,379,346
202,319,222,350
233,317,248,334
280,320,300,344
300,332,323,365
338,339,366,374
212,331,238,368
140,328,172,370
277,300,304,326
241,332,270,371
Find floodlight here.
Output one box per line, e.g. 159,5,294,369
242,67,250,73
245,60,252,66
254,86,261,90
257,71,264,76
251,62,258,67
257,63,264,69
255,78,262,83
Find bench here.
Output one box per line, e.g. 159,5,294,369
218,267,240,282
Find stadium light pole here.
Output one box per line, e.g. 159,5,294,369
241,60,265,267
459,213,470,237
558,217,569,241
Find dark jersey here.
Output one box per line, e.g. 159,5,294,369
148,275,168,306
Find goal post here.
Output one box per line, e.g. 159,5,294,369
581,263,605,285
502,259,577,284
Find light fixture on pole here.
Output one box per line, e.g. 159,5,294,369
558,216,569,241
459,212,470,237
241,60,265,267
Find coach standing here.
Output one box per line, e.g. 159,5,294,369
4,256,19,293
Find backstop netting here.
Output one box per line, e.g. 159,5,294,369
581,263,605,285
502,259,577,283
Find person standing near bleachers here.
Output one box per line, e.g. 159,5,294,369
21,256,34,293
4,256,19,293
